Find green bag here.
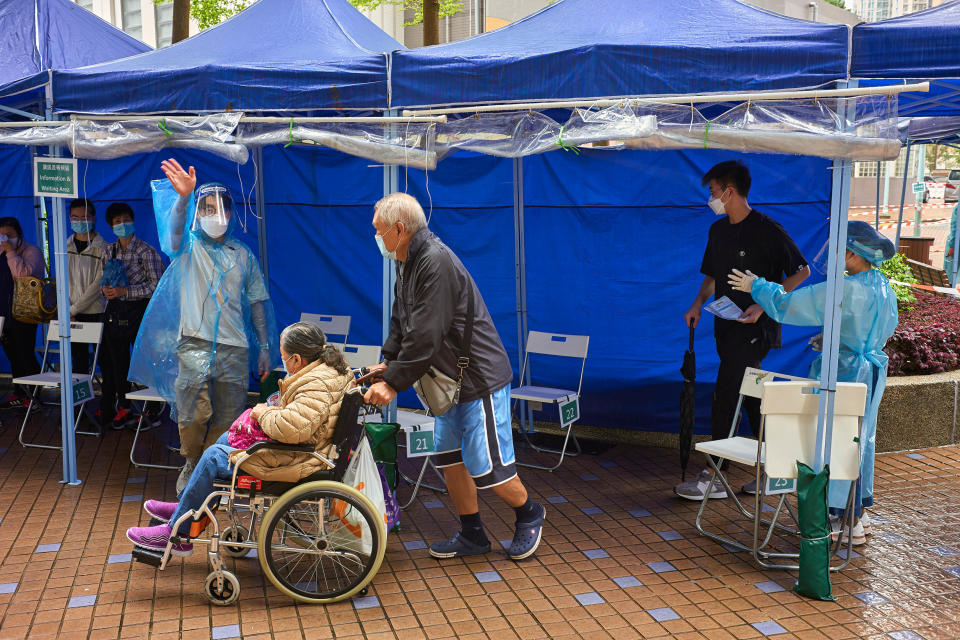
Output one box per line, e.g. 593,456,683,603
364,422,400,490
793,462,836,601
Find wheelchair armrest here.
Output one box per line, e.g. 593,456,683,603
244,441,314,454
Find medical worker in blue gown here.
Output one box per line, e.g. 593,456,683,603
727,221,898,546
130,158,279,494
946,202,957,287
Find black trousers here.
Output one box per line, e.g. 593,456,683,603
99,302,146,416
1,319,40,395
711,335,770,442
71,312,103,374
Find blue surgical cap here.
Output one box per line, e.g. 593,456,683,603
847,220,896,265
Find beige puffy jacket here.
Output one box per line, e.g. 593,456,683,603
239,359,355,483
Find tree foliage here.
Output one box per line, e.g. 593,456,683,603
155,0,464,31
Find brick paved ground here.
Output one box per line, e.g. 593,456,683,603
1,407,959,640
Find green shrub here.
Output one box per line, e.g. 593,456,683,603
877,253,917,307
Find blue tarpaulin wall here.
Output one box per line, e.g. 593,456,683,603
259,146,829,433
2,143,828,434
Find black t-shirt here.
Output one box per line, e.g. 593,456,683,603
74,238,89,254
700,209,807,350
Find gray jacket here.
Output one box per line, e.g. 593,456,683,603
381,228,513,403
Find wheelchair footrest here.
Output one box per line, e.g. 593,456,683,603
132,546,164,567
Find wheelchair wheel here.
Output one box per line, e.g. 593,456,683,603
221,525,251,558
258,481,386,604
203,570,240,606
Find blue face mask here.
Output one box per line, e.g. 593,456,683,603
71,220,94,235
112,222,135,238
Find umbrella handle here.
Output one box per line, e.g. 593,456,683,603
688,323,695,351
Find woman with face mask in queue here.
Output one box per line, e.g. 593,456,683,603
99,203,165,430
0,217,45,408
129,159,280,495
727,221,899,546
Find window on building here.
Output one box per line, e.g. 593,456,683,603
155,2,174,48
75,0,94,11
855,148,914,179
121,0,143,40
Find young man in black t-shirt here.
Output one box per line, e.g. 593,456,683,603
676,160,810,501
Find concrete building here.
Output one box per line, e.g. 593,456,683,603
72,0,198,49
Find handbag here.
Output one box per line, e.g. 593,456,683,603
12,276,56,324
412,288,474,416
227,408,272,449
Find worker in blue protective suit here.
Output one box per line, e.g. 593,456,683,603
946,202,957,287
727,220,898,547
130,158,279,494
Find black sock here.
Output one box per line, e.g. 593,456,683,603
514,499,539,523
459,512,488,545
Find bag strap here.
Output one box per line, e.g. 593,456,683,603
452,285,475,405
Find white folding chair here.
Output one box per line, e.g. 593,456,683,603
512,331,589,471
694,368,810,549
299,313,350,348
16,320,103,450
341,343,381,371
695,373,867,571
126,387,179,470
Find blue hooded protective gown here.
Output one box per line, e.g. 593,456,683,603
750,268,898,513
129,180,279,423
946,203,957,287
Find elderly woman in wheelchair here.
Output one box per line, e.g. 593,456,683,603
126,322,387,605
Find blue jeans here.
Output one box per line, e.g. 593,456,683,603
171,431,234,536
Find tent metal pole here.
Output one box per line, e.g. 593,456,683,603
895,142,912,250
814,80,856,475
512,157,532,433
46,81,79,485
382,110,399,423
401,82,930,117
254,147,269,289
875,162,881,229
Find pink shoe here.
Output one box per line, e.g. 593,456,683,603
126,523,193,556
143,500,178,523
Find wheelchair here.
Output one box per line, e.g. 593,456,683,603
132,389,387,606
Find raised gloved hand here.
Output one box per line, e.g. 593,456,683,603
727,268,758,293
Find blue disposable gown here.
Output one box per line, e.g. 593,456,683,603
129,180,279,420
750,269,898,512
946,203,957,287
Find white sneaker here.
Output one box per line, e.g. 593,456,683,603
860,512,872,536
831,518,866,546
675,469,727,501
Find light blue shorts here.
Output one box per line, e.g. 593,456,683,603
433,384,516,489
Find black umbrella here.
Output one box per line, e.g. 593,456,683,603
679,322,696,482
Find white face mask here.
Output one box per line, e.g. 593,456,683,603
199,215,229,239
707,196,726,216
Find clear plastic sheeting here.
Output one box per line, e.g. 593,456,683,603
71,113,247,163
625,96,901,161
0,113,248,164
236,121,438,170
432,106,658,158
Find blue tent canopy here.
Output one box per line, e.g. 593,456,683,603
20,0,402,114
0,0,150,88
852,1,960,118
390,0,850,108
0,0,149,115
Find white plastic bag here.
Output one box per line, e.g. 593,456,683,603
328,437,386,556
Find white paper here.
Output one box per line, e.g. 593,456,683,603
704,296,744,321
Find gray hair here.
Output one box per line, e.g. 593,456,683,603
279,322,349,375
374,192,427,233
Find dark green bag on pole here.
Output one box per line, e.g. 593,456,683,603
364,422,400,490
793,462,836,601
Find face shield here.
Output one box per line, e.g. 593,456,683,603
193,183,234,239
